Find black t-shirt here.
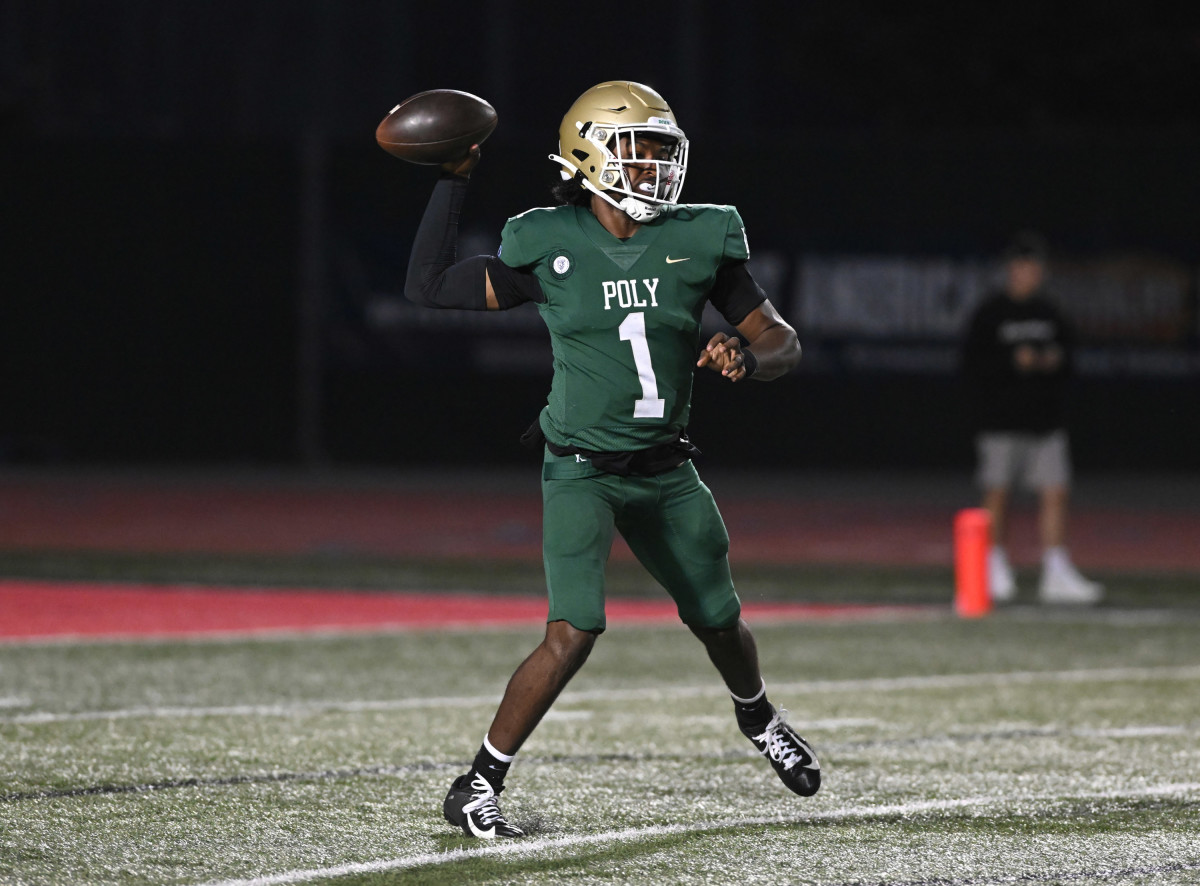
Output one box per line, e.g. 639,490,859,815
960,291,1074,433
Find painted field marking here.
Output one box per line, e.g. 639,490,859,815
6,664,1199,725
196,781,1200,886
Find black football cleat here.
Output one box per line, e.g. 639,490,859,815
443,772,525,839
744,707,821,797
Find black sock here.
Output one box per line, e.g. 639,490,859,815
471,742,511,790
732,683,775,734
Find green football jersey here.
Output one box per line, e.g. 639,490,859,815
499,202,751,452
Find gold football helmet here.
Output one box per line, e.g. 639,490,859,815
550,81,688,222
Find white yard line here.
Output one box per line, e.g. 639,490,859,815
7,664,1200,725
196,781,1200,886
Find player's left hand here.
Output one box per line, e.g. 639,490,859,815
697,332,749,382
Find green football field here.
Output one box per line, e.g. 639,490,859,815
2,560,1199,885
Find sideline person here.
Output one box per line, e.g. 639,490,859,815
960,231,1102,605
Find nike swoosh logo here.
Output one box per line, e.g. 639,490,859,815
665,256,690,264
466,815,496,839
797,738,821,770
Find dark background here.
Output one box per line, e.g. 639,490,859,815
3,1,1198,472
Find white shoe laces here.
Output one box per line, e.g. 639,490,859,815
463,773,505,826
752,708,806,770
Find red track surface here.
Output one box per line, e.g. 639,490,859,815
1,470,1196,640
2,471,1198,570
0,580,923,641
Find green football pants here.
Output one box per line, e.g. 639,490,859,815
541,456,741,633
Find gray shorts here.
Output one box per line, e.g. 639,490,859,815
976,430,1071,491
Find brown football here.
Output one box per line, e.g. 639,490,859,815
375,89,498,165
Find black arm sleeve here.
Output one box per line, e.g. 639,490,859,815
404,175,488,310
709,261,768,326
404,174,544,310
486,255,545,308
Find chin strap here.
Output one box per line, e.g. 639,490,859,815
616,195,662,222
549,154,666,223
582,175,664,222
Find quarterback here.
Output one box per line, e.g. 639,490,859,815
405,81,819,839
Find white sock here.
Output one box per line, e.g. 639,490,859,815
483,734,514,763
730,680,766,705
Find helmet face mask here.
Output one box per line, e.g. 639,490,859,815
550,82,688,222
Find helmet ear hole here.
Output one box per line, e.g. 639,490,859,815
571,149,589,162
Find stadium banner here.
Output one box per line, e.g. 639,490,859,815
337,244,1198,379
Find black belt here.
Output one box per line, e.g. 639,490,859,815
520,419,700,477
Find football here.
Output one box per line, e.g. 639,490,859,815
375,89,498,165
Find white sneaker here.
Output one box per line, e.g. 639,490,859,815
989,548,1016,603
1039,558,1103,605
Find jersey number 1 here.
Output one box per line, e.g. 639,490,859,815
618,312,665,419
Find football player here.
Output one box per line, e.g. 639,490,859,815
405,81,820,839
